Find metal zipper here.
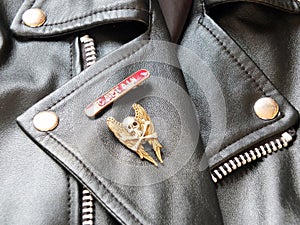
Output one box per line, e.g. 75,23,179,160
80,35,97,225
211,129,296,183
81,189,94,225
80,35,97,69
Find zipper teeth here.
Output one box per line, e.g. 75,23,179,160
80,35,97,68
80,35,96,225
211,130,295,183
82,189,94,225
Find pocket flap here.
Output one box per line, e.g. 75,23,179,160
10,0,149,38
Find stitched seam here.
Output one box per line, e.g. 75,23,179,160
199,0,206,22
207,0,300,13
198,18,266,95
210,114,285,168
69,40,73,78
41,2,150,109
46,41,148,110
42,14,150,224
223,114,284,152
66,174,71,225
41,3,151,222
198,16,287,159
47,132,143,225
43,7,149,27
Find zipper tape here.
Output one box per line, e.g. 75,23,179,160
80,35,96,225
211,129,296,183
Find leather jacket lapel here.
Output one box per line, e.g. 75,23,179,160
180,1,299,176
15,1,223,224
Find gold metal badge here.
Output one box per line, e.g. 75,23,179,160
106,104,163,166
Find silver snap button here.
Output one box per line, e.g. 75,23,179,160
33,111,59,131
254,97,279,120
22,8,46,27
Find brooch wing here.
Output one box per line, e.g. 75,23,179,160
106,117,158,166
132,104,163,163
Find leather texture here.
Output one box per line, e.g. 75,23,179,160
1,0,300,224
180,1,299,168
205,0,300,13
205,1,300,224
2,0,222,224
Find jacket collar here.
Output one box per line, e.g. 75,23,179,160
205,0,300,13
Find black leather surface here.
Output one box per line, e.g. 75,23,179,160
200,0,300,224
180,2,298,168
2,0,224,224
205,0,300,13
1,0,300,224
0,2,72,224
16,0,223,222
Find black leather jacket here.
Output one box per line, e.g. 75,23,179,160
1,0,299,224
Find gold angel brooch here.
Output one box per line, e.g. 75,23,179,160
106,103,163,166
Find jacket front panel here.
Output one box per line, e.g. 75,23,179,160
1,0,224,224
179,0,300,224
206,1,300,224
1,0,300,224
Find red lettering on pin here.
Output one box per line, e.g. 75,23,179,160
85,69,150,117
